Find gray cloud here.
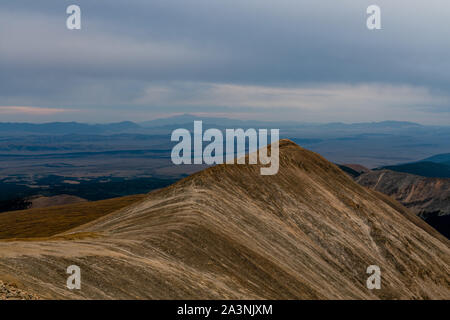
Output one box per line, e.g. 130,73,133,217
0,0,449,123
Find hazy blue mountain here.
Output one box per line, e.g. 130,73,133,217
316,121,422,130
378,151,450,178
141,115,424,129
380,161,450,178
0,115,435,136
423,153,450,165
140,114,303,129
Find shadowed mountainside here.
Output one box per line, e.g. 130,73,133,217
0,195,146,240
356,169,450,238
0,140,448,299
356,170,450,218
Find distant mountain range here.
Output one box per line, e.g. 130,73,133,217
2,115,450,168
0,115,302,135
5,123,449,182
381,162,450,178
378,152,450,178
423,153,450,165
0,115,443,136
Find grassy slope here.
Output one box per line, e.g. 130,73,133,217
0,194,146,239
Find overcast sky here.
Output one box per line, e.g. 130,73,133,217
0,0,449,123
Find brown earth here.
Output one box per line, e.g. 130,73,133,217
0,140,448,299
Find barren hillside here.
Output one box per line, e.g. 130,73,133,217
0,140,448,299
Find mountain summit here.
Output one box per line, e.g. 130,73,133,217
0,140,448,299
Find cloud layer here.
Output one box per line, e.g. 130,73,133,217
0,0,449,123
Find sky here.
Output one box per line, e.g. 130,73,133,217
0,0,449,124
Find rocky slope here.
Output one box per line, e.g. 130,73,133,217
356,170,450,218
356,169,450,238
0,280,39,300
0,140,448,299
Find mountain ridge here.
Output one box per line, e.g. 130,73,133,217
0,140,448,299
